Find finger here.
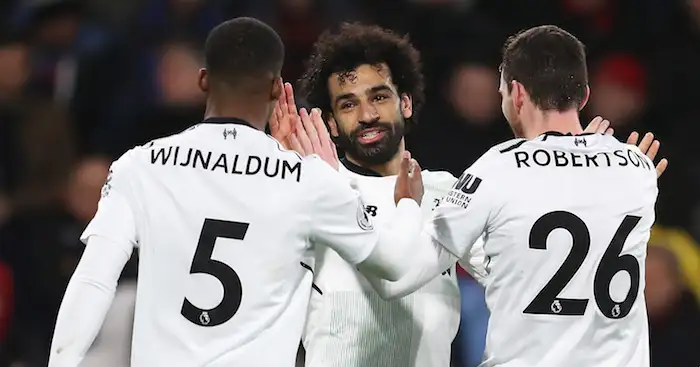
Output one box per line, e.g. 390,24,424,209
278,81,288,113
638,132,654,153
269,104,280,133
301,108,322,152
626,131,639,146
294,116,313,154
605,127,614,136
410,159,422,178
288,133,305,156
645,140,660,161
399,151,411,177
656,158,668,178
285,83,297,115
583,116,602,133
311,108,332,149
598,119,610,134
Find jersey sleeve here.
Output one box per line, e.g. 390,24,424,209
80,151,139,250
425,150,504,259
305,156,380,265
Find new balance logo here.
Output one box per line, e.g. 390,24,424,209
454,173,482,194
365,205,378,217
574,137,587,147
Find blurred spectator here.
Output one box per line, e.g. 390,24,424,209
135,0,227,45
586,53,648,138
646,226,700,367
410,55,510,176
0,34,76,222
0,157,110,365
96,39,205,158
12,0,127,153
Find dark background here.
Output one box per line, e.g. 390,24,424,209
0,0,699,366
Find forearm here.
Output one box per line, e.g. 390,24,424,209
49,237,131,367
365,230,457,299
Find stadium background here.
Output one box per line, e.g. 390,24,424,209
0,0,699,366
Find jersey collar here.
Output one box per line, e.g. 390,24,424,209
201,117,255,129
541,131,596,140
341,158,382,177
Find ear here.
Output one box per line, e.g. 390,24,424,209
198,68,208,92
270,76,283,101
327,114,340,137
399,93,413,119
579,85,590,111
511,80,525,112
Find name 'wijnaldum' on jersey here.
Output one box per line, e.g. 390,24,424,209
514,148,652,170
150,146,302,182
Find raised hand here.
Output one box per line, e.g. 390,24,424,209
394,151,424,206
295,108,339,170
626,132,668,178
270,81,298,150
584,116,614,135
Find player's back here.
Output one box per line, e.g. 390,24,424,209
121,119,316,366
478,133,657,367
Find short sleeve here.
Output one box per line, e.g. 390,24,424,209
305,156,379,265
80,151,139,250
424,150,503,259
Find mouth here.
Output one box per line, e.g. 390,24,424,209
356,128,387,144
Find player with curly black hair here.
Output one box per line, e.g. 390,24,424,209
298,22,425,174
292,23,465,367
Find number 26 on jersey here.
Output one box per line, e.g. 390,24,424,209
524,211,642,319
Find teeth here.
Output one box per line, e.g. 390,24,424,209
362,131,378,139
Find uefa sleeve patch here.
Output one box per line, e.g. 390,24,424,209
356,197,374,231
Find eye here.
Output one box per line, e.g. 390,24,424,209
373,94,389,102
340,101,355,110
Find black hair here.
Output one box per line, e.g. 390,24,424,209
299,22,425,126
204,17,284,88
501,25,588,112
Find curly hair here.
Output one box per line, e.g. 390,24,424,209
299,23,425,126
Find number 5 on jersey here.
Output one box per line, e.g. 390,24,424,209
181,219,247,327
524,211,641,319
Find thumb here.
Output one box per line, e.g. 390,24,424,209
410,159,422,182
398,151,411,180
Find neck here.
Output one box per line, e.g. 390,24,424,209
204,94,269,130
522,109,583,139
345,140,405,177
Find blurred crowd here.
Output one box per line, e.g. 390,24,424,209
0,0,699,366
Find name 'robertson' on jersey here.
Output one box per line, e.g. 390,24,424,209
149,145,302,182
512,144,653,170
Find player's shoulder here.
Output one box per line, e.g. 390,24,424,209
468,138,524,172
492,138,529,154
421,170,458,191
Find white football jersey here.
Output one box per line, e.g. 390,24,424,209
426,132,658,367
80,118,382,367
303,160,463,367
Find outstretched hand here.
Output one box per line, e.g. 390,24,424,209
394,151,424,206
294,108,339,170
626,132,668,178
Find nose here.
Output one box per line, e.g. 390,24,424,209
358,101,380,124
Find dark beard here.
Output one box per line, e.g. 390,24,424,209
335,120,405,166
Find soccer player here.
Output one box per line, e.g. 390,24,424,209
381,25,667,367
274,24,465,367
47,18,424,367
